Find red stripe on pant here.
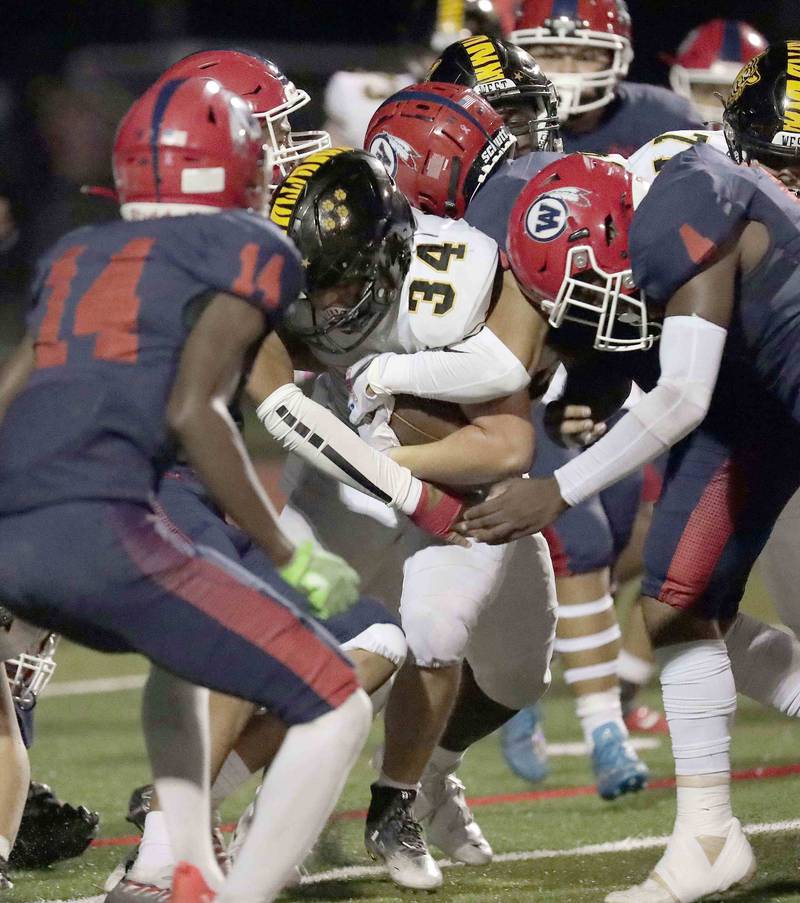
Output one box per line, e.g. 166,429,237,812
542,526,571,579
658,458,740,610
121,511,357,709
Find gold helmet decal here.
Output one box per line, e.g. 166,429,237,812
782,41,800,134
461,34,505,85
269,147,350,231
727,54,763,105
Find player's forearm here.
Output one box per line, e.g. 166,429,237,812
365,327,530,404
554,315,725,506
171,400,294,566
256,382,423,513
389,416,534,487
0,333,34,423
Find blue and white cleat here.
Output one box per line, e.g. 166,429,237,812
591,722,649,800
500,704,550,783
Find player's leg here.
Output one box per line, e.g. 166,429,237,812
0,678,28,889
606,412,800,903
412,533,556,865
757,486,800,637
0,499,371,903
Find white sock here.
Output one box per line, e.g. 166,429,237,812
141,667,222,891
726,614,800,717
617,649,655,686
129,811,174,882
377,771,420,792
211,751,253,807
426,745,464,776
0,836,10,862
674,776,733,837
575,689,626,747
658,640,736,777
217,691,371,903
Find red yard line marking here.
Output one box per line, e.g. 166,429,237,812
89,762,800,848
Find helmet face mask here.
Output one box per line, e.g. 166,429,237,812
0,609,59,710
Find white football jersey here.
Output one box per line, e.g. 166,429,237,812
313,209,499,420
628,128,728,185
324,71,415,149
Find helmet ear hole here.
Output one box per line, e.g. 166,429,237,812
604,215,616,245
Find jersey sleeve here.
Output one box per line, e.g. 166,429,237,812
171,213,304,325
406,217,499,349
630,144,752,304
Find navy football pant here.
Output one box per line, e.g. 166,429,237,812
642,393,800,621
531,405,643,576
0,499,358,725
156,468,399,642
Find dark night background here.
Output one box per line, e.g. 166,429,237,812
0,0,795,346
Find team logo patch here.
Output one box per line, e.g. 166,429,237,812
525,195,569,242
368,132,420,178
728,56,762,104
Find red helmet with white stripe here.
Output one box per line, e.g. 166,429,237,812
510,0,633,121
669,20,767,123
157,49,331,186
113,77,265,216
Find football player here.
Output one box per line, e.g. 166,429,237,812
510,0,702,154
669,19,767,124
253,144,558,890
365,81,651,798
461,45,800,899
0,77,377,903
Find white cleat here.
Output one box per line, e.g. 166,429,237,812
416,773,493,865
605,818,756,903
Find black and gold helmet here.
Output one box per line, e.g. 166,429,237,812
269,147,414,353
426,36,561,153
724,41,800,171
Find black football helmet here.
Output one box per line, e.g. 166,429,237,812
426,36,561,153
724,41,800,178
269,147,414,353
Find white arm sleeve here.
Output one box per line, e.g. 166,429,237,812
368,327,530,403
256,383,422,515
554,315,727,506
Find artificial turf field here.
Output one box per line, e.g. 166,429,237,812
7,569,800,903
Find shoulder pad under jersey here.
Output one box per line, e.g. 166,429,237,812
628,129,728,184
402,211,499,348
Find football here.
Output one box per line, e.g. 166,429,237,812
389,394,468,446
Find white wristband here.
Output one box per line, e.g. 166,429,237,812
256,383,422,514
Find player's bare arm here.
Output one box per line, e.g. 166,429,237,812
0,334,34,423
388,389,535,487
167,291,294,566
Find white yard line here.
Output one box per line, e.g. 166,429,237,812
45,675,146,697
546,737,660,757
49,817,800,901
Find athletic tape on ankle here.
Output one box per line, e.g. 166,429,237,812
563,660,618,684
554,624,621,654
555,595,614,619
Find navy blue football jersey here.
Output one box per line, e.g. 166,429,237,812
631,143,800,418
0,211,302,513
562,82,702,157
465,153,562,250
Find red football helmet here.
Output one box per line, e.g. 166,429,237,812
510,0,633,120
157,49,331,186
364,82,515,217
113,77,265,215
507,153,656,352
669,20,767,123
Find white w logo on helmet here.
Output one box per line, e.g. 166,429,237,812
525,196,568,241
